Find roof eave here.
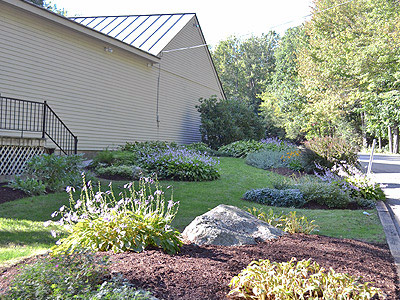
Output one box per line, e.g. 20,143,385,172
4,0,161,63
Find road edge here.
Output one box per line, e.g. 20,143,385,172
376,201,400,279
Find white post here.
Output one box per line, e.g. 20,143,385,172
367,139,376,175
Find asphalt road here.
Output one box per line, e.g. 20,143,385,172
359,153,400,201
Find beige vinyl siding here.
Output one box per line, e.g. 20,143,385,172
0,2,157,151
0,2,223,149
156,16,224,143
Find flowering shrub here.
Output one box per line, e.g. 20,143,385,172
218,140,265,158
4,253,154,300
261,137,296,151
228,258,383,299
314,164,385,205
48,175,182,255
304,136,360,173
141,148,220,181
92,142,219,181
246,148,305,171
121,141,178,156
247,207,318,234
181,142,214,155
246,149,288,169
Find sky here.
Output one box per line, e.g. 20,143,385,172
53,0,314,47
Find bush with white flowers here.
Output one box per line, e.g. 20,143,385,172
48,174,182,255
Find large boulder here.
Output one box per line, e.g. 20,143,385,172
182,204,285,246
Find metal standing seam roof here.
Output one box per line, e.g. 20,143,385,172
69,13,196,56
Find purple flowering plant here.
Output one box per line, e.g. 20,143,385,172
314,163,385,202
141,146,220,181
48,173,182,255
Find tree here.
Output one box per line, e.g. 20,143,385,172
196,96,265,149
26,0,67,16
27,0,44,5
296,0,400,148
212,32,279,109
260,26,307,140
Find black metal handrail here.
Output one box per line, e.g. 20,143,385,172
0,96,77,155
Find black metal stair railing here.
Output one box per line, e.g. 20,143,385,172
0,96,77,155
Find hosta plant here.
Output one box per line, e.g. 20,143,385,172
247,207,318,234
48,174,182,255
141,147,220,181
228,258,383,299
218,140,265,158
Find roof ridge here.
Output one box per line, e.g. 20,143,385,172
69,13,196,19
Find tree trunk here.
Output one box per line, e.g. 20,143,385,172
394,126,399,154
388,126,393,153
378,136,382,149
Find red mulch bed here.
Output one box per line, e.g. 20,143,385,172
99,235,398,299
2,234,396,299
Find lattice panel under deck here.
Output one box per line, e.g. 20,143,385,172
0,145,44,176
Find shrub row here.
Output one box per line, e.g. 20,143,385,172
93,141,220,181
244,173,384,209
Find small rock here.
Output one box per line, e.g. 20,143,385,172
182,204,285,246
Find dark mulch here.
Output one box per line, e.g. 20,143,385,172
98,234,397,300
0,183,27,205
0,235,397,299
269,167,307,178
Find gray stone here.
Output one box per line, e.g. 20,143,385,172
182,204,285,246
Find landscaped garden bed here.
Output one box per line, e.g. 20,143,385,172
0,139,395,299
0,234,397,299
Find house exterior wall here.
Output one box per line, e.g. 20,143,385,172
157,16,224,143
0,1,223,150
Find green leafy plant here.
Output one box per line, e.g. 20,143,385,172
83,277,155,300
246,145,306,171
9,154,84,194
218,140,265,158
196,96,265,149
49,175,182,255
8,176,46,196
245,149,289,169
229,258,383,300
91,150,139,169
4,253,108,299
4,253,154,300
96,165,145,180
243,188,305,208
345,174,386,201
248,207,318,234
299,180,351,208
269,175,353,209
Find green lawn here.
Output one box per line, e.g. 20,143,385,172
0,157,386,266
